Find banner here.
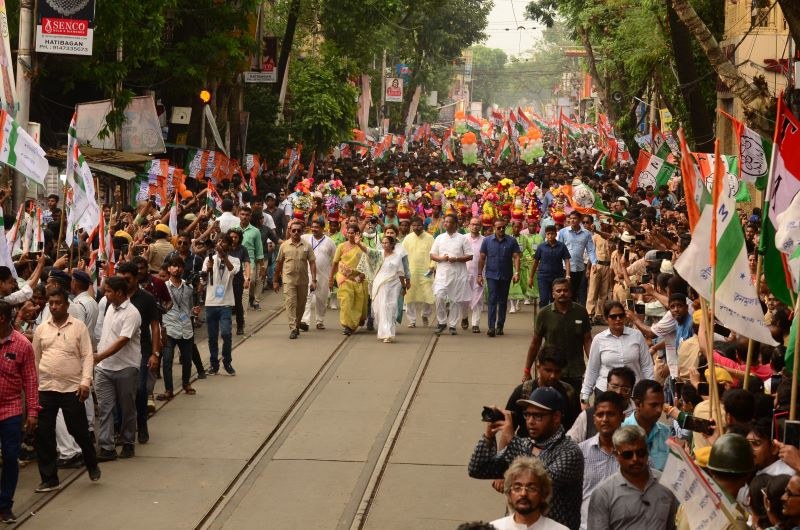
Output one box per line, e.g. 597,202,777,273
0,2,15,113
0,109,48,185
35,0,95,56
385,78,403,103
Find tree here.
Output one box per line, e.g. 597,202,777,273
286,52,358,155
469,46,507,109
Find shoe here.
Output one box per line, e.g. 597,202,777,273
0,509,17,523
252,303,261,311
366,320,374,331
138,428,149,444
88,466,101,482
449,327,457,335
383,338,393,343
509,305,517,314
224,364,236,376
56,454,84,469
147,397,155,413
236,327,245,336
34,481,61,493
472,326,480,333
497,328,504,336
461,318,469,330
407,322,416,328
434,324,446,335
316,323,325,330
97,449,117,462
120,444,135,459
208,366,219,375
343,327,352,336
487,328,496,337
290,329,300,339
523,299,531,305
197,370,207,379
422,316,429,327
298,322,309,332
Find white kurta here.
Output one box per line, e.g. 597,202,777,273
430,231,473,303
301,234,338,324
465,233,485,309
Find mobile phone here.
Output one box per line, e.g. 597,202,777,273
481,406,505,423
713,323,731,338
623,249,630,261
641,274,651,284
683,415,716,436
625,299,635,311
655,250,673,260
697,382,709,395
785,420,800,448
630,286,646,294
634,303,645,315
674,380,685,396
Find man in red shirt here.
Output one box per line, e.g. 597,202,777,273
0,300,40,523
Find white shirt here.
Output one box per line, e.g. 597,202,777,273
97,298,142,371
581,327,653,399
567,400,636,443
465,233,485,277
490,515,568,530
301,234,337,277
69,290,99,349
203,254,241,307
650,312,678,377
217,211,241,235
1,283,32,305
430,231,472,301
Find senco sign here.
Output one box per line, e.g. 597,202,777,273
41,18,89,37
35,0,95,56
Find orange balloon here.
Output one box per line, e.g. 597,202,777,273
455,110,465,119
526,126,542,140
461,132,477,144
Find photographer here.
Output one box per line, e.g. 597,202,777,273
203,234,240,376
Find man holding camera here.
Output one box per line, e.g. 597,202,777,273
203,234,240,375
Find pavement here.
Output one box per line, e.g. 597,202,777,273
15,295,540,529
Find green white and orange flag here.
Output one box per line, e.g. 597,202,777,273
761,94,800,307
651,124,672,160
0,109,48,186
630,150,676,193
495,133,511,161
719,109,772,189
66,112,101,244
675,139,775,345
466,114,482,135
207,181,223,215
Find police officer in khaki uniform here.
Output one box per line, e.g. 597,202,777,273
273,220,317,339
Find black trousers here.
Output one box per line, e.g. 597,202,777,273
233,276,245,329
36,391,97,483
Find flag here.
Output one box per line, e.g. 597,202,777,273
0,109,48,186
674,139,776,346
517,107,533,134
630,150,677,193
6,203,25,254
720,110,772,189
466,115,482,134
566,182,610,215
207,181,223,214
678,129,708,229
490,111,504,132
651,124,672,159
168,191,179,237
761,95,800,306
245,154,260,194
508,109,519,137
0,208,15,278
775,190,800,293
441,129,454,162
495,133,511,161
66,112,101,242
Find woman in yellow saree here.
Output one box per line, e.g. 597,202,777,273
330,224,368,335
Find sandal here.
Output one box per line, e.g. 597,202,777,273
182,385,196,395
316,323,325,330
156,391,174,401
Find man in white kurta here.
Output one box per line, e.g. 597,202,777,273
461,217,485,332
301,220,338,329
430,214,473,334
402,217,435,327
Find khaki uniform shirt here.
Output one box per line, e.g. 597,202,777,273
279,239,316,286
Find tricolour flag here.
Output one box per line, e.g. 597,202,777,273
466,115,482,135
566,182,610,215
66,112,101,243
651,124,672,160
674,138,776,346
630,150,676,193
207,181,223,214
490,111,504,132
678,129,708,229
441,129,454,162
245,154,260,195
720,109,772,189
0,109,48,186
761,95,800,306
495,133,511,161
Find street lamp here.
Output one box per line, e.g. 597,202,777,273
199,89,211,148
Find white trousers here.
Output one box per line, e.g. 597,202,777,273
435,295,461,328
405,302,432,324
302,282,331,325
461,300,483,327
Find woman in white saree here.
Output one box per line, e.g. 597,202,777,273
368,236,406,343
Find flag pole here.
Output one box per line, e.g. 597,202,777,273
56,179,68,259
790,294,800,421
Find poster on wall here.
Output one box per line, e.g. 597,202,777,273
35,0,95,56
385,78,403,103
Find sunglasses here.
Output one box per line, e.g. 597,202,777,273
290,229,301,233
617,448,648,460
607,313,625,320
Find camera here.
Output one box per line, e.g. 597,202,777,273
630,286,646,294
481,406,505,423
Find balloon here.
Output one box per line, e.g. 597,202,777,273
461,132,477,144
454,110,465,119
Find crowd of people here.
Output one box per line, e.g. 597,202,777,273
0,130,793,529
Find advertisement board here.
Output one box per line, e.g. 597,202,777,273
35,0,95,56
385,78,403,103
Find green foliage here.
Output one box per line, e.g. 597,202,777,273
470,46,507,108
286,52,358,154
244,86,292,166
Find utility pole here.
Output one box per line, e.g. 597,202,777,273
378,49,386,133
13,0,34,210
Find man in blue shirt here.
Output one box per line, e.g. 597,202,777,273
529,225,571,308
622,379,670,471
477,220,521,337
557,211,597,305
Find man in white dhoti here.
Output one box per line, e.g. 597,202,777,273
301,220,338,330
402,217,435,327
461,217,484,333
430,214,473,335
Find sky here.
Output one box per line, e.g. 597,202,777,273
480,0,544,59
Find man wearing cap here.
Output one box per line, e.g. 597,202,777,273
584,216,613,325
263,193,287,240
468,386,583,530
529,225,571,308
147,224,175,274
587,425,678,530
